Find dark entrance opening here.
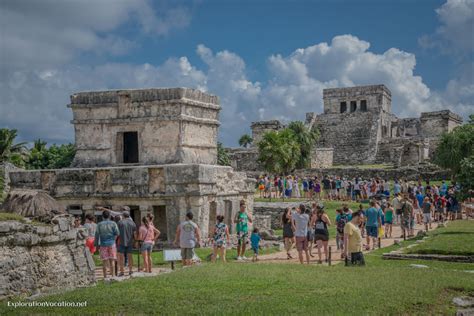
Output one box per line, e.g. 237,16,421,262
128,205,140,226
350,101,357,112
340,101,347,113
153,205,167,240
123,132,139,163
360,100,367,112
224,200,233,234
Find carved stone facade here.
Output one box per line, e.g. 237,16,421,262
9,88,255,241
228,84,462,171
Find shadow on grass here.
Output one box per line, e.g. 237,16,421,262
437,231,474,235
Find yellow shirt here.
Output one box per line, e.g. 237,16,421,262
344,222,362,253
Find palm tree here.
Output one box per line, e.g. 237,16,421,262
238,134,253,148
257,130,300,174
217,142,231,166
287,121,319,169
0,128,27,166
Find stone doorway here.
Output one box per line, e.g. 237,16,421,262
128,205,140,226
153,205,167,240
123,132,139,163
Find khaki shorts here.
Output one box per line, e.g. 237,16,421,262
181,248,195,260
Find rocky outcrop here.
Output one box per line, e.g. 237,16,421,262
0,216,95,300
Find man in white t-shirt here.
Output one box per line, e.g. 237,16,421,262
292,204,310,264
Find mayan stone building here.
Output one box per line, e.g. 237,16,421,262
8,88,255,241
228,84,462,170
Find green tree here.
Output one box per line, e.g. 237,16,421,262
0,128,27,167
287,121,319,169
257,129,300,174
457,155,474,201
238,134,253,148
217,142,231,166
434,122,474,174
26,140,76,169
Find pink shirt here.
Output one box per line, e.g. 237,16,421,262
139,225,154,244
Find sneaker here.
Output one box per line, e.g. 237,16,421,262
237,256,243,261
242,256,249,261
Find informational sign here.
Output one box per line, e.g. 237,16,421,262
163,249,182,262
163,249,201,262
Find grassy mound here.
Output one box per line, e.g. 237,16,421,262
406,220,474,256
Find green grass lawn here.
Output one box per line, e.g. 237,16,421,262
2,237,473,315
406,220,474,256
93,247,280,267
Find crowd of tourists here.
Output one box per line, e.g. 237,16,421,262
73,177,461,275
256,175,457,203
73,199,260,278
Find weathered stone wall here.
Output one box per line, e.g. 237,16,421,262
254,202,313,230
312,111,381,164
322,84,392,114
8,164,255,242
0,163,21,197
250,120,284,146
420,110,463,138
226,148,260,172
253,214,272,233
0,217,95,300
310,147,333,168
70,88,220,167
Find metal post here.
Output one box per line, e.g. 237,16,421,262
328,246,332,266
171,261,175,270
378,237,381,249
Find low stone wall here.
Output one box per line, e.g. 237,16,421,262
253,214,272,232
246,164,451,181
0,216,96,300
254,202,313,230
310,148,334,168
0,163,21,197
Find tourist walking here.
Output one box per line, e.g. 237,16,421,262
400,194,414,238
235,200,253,261
421,197,433,231
365,201,382,250
312,206,331,263
174,211,201,266
211,215,230,263
344,211,365,266
384,202,394,238
392,193,402,225
250,228,261,262
138,216,156,273
94,209,120,279
83,214,97,254
292,204,310,264
336,208,349,258
117,210,137,276
281,208,295,259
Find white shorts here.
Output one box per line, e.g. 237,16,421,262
423,213,431,224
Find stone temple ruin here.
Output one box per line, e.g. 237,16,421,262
8,88,255,241
228,84,462,171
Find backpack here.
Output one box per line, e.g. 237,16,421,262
401,202,411,217
337,214,348,234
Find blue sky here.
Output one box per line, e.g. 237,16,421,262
1,0,472,146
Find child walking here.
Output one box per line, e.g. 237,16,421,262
250,228,261,262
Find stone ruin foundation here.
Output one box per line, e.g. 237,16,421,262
0,216,95,300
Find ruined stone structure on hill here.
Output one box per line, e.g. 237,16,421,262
227,84,462,171
8,88,255,241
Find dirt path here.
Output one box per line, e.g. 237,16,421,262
256,221,434,265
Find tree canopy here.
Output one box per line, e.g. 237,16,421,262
238,134,253,148
0,128,28,168
257,129,300,174
217,142,231,166
434,121,474,174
